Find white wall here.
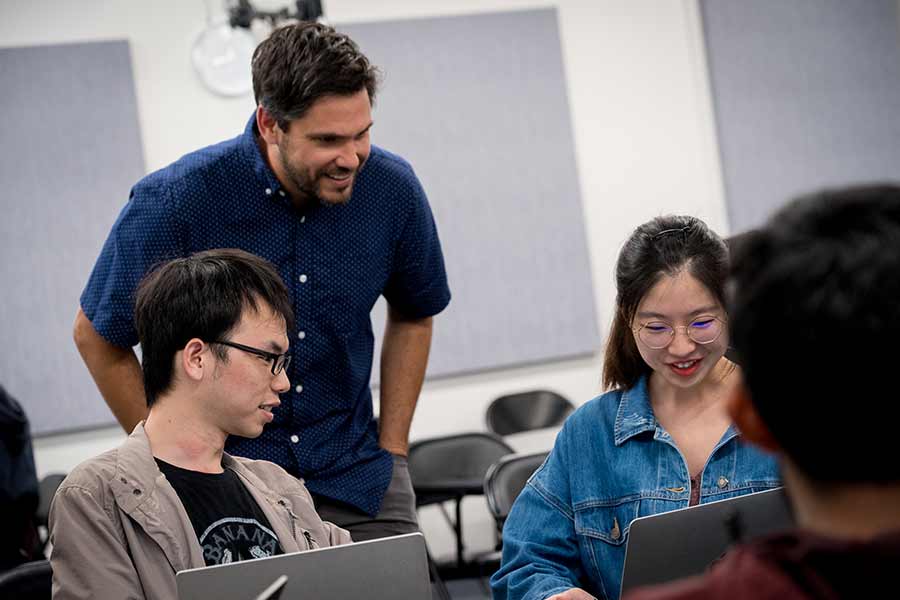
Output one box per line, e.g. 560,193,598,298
0,0,728,560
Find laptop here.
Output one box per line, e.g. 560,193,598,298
177,532,431,600
620,487,793,595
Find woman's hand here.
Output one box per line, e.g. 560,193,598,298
547,588,597,600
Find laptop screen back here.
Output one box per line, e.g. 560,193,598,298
177,532,431,600
620,487,793,595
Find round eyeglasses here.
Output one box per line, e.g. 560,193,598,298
632,316,725,349
209,340,292,375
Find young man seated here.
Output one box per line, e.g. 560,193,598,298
50,249,351,599
625,184,900,599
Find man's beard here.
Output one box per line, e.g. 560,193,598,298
278,152,355,206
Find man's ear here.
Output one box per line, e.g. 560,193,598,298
726,378,782,454
180,338,208,382
256,105,281,145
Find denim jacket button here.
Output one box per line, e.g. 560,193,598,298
610,517,621,540
717,476,729,489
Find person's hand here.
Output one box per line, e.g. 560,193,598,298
546,588,597,600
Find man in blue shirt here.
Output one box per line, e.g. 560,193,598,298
73,21,451,540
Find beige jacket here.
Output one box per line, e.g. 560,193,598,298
49,424,351,600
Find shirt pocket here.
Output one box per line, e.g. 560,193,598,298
574,500,640,599
311,250,387,336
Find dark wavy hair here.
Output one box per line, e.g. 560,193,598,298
134,249,294,407
728,184,900,483
602,215,729,390
252,21,380,130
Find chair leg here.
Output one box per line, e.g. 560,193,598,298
427,546,452,600
454,497,466,569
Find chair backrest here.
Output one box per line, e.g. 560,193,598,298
35,474,66,528
407,433,514,499
0,559,52,600
486,390,575,436
484,452,549,529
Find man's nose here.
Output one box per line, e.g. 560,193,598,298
335,141,361,170
272,368,290,394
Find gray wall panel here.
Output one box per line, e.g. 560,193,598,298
0,40,146,434
701,0,900,231
343,9,600,384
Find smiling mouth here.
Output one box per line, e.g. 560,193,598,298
324,171,353,182
669,359,701,376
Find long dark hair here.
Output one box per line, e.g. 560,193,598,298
602,215,728,390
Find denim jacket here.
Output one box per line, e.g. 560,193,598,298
490,376,780,600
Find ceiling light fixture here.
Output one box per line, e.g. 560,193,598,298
192,0,325,97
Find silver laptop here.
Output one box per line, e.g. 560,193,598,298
620,487,793,595
177,532,431,600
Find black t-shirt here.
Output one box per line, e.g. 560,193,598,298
156,458,283,566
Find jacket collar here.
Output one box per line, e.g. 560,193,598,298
111,424,303,564
613,376,658,446
224,454,303,554
110,423,205,571
613,375,739,447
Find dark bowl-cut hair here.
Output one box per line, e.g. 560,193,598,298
602,215,729,390
134,249,295,408
728,184,900,484
252,21,380,130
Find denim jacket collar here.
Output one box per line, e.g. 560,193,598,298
613,375,739,448
614,376,657,446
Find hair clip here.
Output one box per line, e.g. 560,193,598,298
651,226,691,241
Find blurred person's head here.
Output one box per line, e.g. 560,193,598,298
727,184,900,484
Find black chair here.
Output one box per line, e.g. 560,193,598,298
35,473,66,553
407,432,514,571
484,452,550,537
0,559,52,599
486,390,575,436
35,474,66,528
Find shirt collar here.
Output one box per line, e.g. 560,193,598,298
239,112,289,201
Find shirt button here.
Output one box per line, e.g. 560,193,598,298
297,331,306,340
278,190,285,197
300,216,306,223
295,384,303,393
265,188,272,195
299,274,308,283
290,435,300,444
717,476,729,489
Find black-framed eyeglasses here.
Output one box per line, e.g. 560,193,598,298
632,315,726,349
209,340,292,375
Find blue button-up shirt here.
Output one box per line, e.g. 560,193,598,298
81,115,451,515
490,376,780,600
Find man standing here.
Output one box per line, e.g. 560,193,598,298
625,185,900,600
73,22,450,540
53,249,351,599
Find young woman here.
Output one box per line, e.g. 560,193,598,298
490,216,780,600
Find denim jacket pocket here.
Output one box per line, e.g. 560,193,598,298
575,501,641,546
574,500,641,599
